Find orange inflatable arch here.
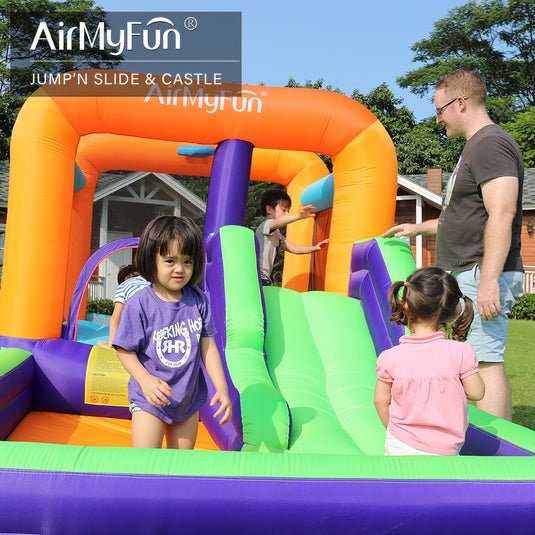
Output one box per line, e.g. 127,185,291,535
71,134,330,320
1,71,397,339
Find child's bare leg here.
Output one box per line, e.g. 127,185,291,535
131,410,166,448
166,411,199,449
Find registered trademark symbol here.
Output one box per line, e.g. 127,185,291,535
184,17,198,31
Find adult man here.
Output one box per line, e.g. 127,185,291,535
382,70,524,421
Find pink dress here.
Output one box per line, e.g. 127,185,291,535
376,331,479,455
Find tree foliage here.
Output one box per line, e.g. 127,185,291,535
351,83,416,141
0,91,19,159
1,0,118,96
86,298,114,315
510,293,535,320
503,107,535,167
286,78,465,175
349,83,462,173
0,0,119,160
394,120,464,175
285,77,343,94
397,0,535,118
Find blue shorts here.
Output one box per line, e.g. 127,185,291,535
454,265,524,363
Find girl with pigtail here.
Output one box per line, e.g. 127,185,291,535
374,266,485,456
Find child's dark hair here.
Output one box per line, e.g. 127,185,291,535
389,266,474,342
136,215,204,286
260,189,291,216
117,264,138,285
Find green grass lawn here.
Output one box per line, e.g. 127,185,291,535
505,319,535,430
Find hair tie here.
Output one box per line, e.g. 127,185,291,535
403,282,408,287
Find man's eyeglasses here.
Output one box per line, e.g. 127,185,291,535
436,96,469,116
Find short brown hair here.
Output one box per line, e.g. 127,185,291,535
436,70,487,107
136,215,204,286
117,264,138,284
260,189,291,216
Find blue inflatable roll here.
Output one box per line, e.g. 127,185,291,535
300,173,334,212
74,163,87,192
177,145,216,157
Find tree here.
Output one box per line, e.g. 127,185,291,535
0,0,118,160
397,0,535,120
351,83,416,146
504,107,535,167
351,83,464,174
285,77,343,94
1,0,117,95
397,120,465,174
0,91,18,159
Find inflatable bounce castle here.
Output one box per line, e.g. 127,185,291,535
1,72,535,534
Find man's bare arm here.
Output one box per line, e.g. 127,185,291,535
381,219,439,238
478,175,518,320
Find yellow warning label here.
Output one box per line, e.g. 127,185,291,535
85,346,130,407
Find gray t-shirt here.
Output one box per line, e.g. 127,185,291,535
114,285,216,424
436,124,524,272
255,219,286,281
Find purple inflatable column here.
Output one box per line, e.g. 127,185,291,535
203,139,254,238
200,139,254,451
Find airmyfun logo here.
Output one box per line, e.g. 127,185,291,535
13,12,242,97
30,17,182,56
145,86,264,114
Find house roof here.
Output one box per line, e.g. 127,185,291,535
0,162,206,211
93,171,207,212
397,175,444,209
399,167,535,210
0,161,534,210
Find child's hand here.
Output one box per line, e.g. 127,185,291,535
299,204,316,219
96,340,113,348
139,374,173,407
210,391,232,425
313,238,329,251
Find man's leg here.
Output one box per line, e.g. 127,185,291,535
454,267,523,422
475,362,512,421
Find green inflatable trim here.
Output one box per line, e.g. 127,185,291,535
0,347,32,376
468,405,535,452
374,236,417,284
2,441,535,481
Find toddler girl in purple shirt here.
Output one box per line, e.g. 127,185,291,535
114,215,232,449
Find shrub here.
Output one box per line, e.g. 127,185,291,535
510,293,535,320
86,299,114,316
